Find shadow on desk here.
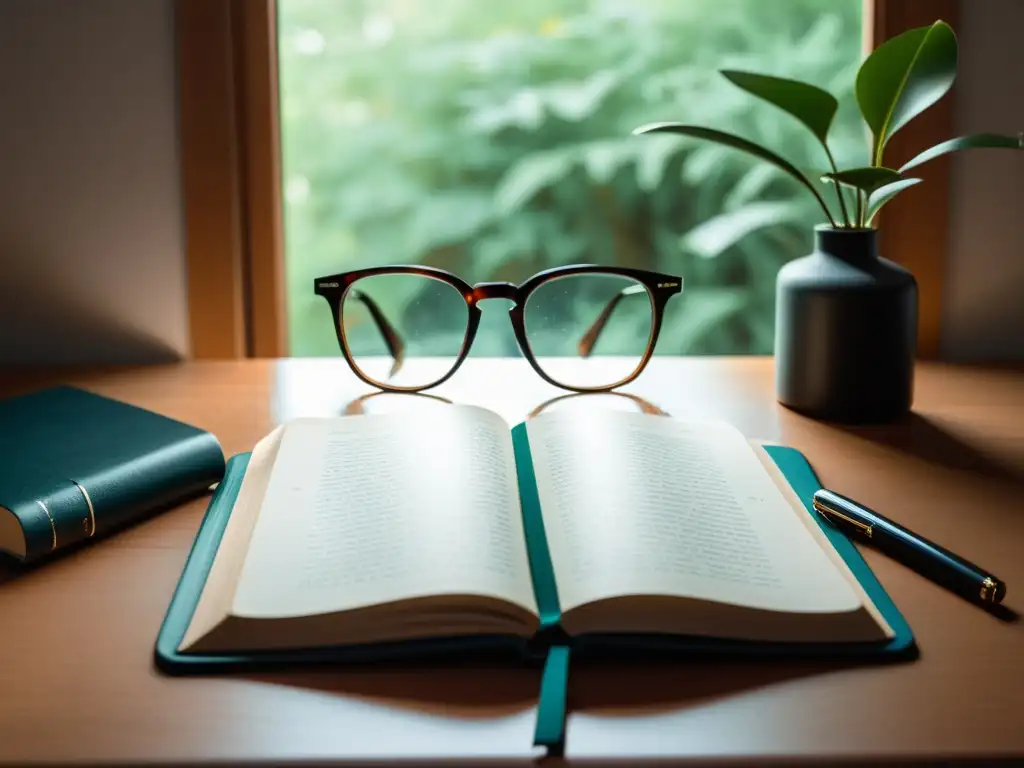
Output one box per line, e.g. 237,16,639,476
245,666,541,717
836,412,1024,487
568,659,848,714
243,659,847,718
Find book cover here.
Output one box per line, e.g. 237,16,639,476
153,412,915,754
155,437,914,672
0,385,226,562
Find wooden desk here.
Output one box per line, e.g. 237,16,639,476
1,358,1022,765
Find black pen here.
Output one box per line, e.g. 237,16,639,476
812,489,1007,606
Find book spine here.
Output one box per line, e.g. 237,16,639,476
14,432,226,562
13,484,95,560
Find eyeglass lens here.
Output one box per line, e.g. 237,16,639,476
524,273,654,389
338,271,656,390
340,273,468,389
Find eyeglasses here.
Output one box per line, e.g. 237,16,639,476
314,264,682,392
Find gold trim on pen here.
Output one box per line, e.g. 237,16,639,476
72,481,97,537
980,577,997,603
813,500,873,537
36,500,57,551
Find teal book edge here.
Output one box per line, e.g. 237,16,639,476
511,426,915,751
155,426,916,754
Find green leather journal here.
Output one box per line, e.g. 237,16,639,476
0,386,226,563
157,406,915,751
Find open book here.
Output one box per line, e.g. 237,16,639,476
179,407,893,654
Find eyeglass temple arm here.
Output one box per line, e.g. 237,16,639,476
577,283,649,359
349,289,405,378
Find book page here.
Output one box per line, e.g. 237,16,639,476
0,506,26,559
179,426,286,651
526,410,863,616
753,442,893,638
231,406,538,619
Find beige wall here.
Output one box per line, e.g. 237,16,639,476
943,0,1024,361
0,0,188,364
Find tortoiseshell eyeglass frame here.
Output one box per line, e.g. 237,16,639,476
314,263,683,393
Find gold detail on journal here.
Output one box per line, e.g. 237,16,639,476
36,500,57,551
73,481,97,537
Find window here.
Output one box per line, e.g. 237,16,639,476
178,0,955,361
276,0,864,358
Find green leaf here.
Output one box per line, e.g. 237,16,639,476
821,166,902,196
633,123,837,226
408,192,494,253
866,178,922,223
681,201,806,259
493,150,573,212
635,134,685,192
580,139,635,184
899,132,1024,172
682,144,733,185
720,70,838,145
724,164,779,209
856,20,958,163
662,289,750,354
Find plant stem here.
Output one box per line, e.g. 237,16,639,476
812,189,839,229
803,169,838,228
855,189,864,228
872,135,884,171
846,187,858,227
824,146,851,228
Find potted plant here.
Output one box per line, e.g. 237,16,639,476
633,19,1022,423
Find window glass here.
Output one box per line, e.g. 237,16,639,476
279,0,863,357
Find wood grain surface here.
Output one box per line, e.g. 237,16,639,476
0,357,1021,765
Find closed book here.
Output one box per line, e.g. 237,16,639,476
0,385,226,563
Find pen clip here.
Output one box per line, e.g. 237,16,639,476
813,500,874,538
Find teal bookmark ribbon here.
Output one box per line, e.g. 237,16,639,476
533,645,570,752
511,423,561,630
512,423,569,753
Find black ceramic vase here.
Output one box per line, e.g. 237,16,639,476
774,226,917,424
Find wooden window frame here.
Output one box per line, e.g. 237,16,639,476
177,0,284,358
176,0,955,360
865,0,959,359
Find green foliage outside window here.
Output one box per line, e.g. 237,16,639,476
279,0,864,358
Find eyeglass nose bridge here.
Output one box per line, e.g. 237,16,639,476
469,282,519,304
